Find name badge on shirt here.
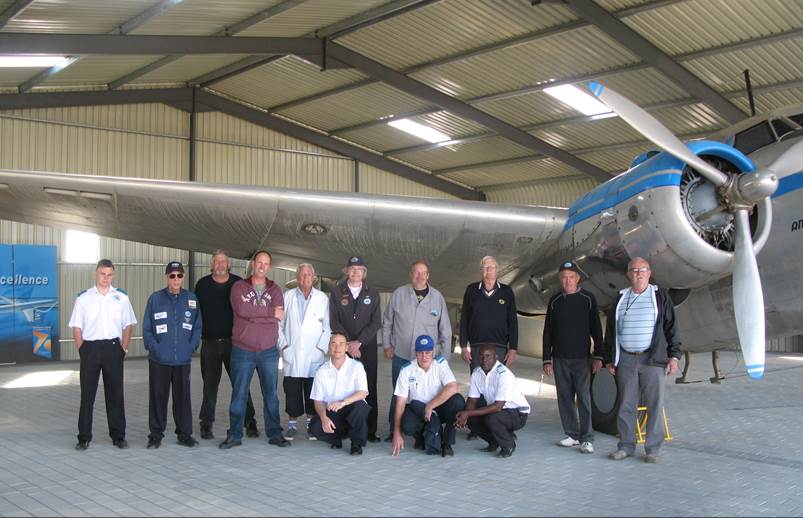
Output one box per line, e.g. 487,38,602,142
156,324,167,334
188,300,196,308
154,311,167,320
182,322,193,330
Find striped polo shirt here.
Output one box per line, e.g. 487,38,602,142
616,285,657,353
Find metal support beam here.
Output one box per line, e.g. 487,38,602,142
0,33,320,56
194,90,481,200
0,0,33,29
565,0,745,124
18,0,184,93
193,0,438,87
326,42,611,183
0,88,194,110
108,0,306,90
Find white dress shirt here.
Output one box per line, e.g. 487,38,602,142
68,286,137,341
468,360,530,414
310,356,368,404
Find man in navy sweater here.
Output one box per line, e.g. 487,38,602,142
142,261,203,449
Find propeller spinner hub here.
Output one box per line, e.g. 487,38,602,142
719,169,778,211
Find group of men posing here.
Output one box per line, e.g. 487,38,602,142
69,250,680,463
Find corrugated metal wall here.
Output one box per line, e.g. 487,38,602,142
484,177,599,207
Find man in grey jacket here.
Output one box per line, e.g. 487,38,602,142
382,260,452,440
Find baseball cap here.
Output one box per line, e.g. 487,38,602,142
415,334,435,352
165,261,184,274
558,261,580,274
346,256,366,267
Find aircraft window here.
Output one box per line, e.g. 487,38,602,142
789,113,803,125
771,118,795,138
733,122,775,155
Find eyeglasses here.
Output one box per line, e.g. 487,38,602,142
168,273,184,279
629,267,649,274
481,265,498,270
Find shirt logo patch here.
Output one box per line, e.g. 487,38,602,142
182,322,192,330
341,298,349,306
155,324,167,334
113,294,120,301
430,310,438,316
154,312,167,320
363,297,371,305
498,299,506,305
188,300,196,308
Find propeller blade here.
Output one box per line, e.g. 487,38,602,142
588,82,729,186
732,209,765,379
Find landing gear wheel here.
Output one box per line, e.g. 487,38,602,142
590,368,620,436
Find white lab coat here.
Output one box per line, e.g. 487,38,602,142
278,287,330,378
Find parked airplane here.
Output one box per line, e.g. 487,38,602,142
0,85,801,431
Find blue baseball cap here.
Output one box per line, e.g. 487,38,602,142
415,335,435,352
346,256,366,267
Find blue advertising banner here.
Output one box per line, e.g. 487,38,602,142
0,244,59,363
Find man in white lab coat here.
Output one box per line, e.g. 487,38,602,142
278,263,331,439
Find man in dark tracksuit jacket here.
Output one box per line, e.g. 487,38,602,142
542,261,603,453
142,261,202,448
329,256,382,442
602,257,681,463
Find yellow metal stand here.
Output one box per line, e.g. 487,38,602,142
635,406,672,444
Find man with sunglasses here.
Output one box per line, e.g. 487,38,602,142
142,261,202,449
602,257,681,464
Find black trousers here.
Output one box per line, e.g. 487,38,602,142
148,360,192,441
309,400,370,447
283,376,314,418
199,338,256,429
401,395,465,452
554,357,593,443
351,342,378,436
77,339,126,443
467,397,528,449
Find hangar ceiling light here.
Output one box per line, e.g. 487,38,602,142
544,84,613,117
388,118,451,143
0,55,67,68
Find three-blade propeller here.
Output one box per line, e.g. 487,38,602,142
588,82,777,379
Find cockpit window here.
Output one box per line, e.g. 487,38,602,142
789,113,803,125
771,118,795,138
733,122,776,155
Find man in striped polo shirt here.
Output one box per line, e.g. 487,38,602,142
603,257,681,464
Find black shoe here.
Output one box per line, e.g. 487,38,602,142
497,445,516,458
75,440,90,451
177,436,198,447
350,444,363,455
383,433,393,443
146,438,161,449
200,426,214,440
466,431,478,440
414,434,425,450
245,422,260,438
268,436,290,447
112,439,129,449
480,443,499,453
218,438,242,450
330,442,342,449
366,434,381,443
442,445,454,457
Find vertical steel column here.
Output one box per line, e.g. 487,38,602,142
187,87,198,290
354,160,360,193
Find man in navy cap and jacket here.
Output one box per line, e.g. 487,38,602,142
142,261,203,448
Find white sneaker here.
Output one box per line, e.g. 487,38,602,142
558,436,580,447
579,441,594,454
286,427,297,440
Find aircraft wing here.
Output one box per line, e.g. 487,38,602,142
0,169,567,300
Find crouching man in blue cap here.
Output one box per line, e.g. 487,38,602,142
456,343,530,458
391,335,465,457
142,261,202,449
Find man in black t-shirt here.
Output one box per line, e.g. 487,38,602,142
195,250,258,440
542,261,604,454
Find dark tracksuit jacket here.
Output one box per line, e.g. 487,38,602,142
143,288,202,365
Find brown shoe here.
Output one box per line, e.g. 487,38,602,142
608,449,630,460
645,453,660,464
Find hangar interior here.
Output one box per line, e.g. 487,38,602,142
0,0,801,360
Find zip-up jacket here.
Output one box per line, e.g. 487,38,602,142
230,277,284,352
382,283,452,361
329,282,381,347
602,284,682,367
142,288,202,366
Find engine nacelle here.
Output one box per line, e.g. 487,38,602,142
520,141,760,311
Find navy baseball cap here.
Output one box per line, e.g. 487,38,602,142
165,261,184,274
415,335,435,352
558,261,580,274
346,256,366,267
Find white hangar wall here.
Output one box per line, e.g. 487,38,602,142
0,102,799,359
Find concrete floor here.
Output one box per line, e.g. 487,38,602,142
0,349,802,516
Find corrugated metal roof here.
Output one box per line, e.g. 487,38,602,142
238,0,390,37
130,0,280,36
2,0,153,33
397,136,532,171
441,157,580,188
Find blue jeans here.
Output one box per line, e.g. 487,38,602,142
388,354,410,429
228,346,281,441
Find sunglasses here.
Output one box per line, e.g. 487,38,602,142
168,273,184,279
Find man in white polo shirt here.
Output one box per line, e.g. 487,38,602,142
390,335,465,457
69,259,137,451
308,332,370,455
456,343,530,458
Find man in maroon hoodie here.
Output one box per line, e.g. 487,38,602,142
219,250,288,449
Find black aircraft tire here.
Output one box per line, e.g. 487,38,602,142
590,368,620,436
